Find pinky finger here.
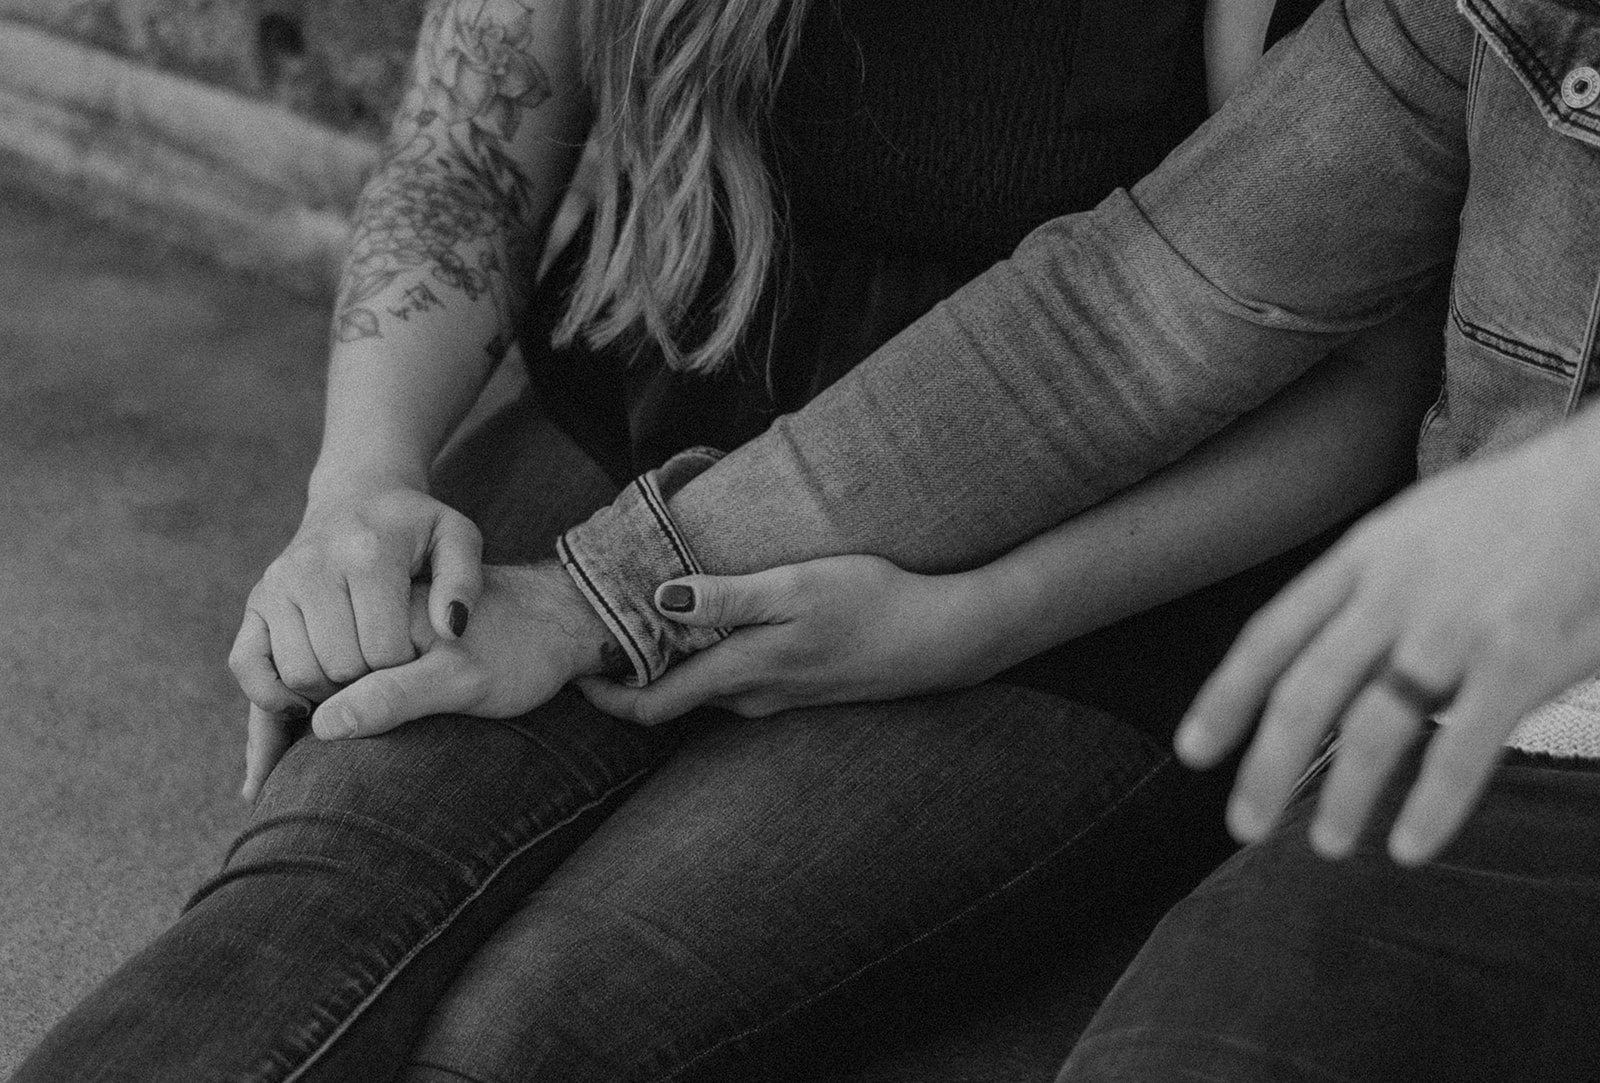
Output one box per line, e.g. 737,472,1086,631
242,703,295,803
229,609,313,718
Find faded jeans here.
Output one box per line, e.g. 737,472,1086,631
1056,740,1600,1082
14,395,1308,1083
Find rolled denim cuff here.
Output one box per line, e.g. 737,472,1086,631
557,447,729,687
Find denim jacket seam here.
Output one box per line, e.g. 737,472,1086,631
635,471,731,643
1463,0,1600,137
557,534,656,683
636,475,697,577
1450,296,1574,377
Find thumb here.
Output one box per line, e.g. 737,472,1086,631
427,509,484,641
654,568,797,629
312,650,475,740
577,635,748,725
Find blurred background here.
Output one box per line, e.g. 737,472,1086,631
0,0,414,1068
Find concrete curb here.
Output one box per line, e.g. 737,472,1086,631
0,17,377,299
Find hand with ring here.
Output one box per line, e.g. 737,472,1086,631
1175,413,1600,865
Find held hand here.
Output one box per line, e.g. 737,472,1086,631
1176,420,1600,865
579,555,995,725
230,488,483,718
242,563,616,796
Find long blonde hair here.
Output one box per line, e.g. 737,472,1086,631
555,0,811,374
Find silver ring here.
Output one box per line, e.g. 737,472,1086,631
1375,663,1452,717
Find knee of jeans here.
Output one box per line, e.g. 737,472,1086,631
401,892,767,1083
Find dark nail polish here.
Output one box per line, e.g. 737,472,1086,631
449,600,470,637
658,584,695,613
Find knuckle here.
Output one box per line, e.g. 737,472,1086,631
446,511,483,550
363,640,416,672
333,528,386,568
322,660,370,687
1262,679,1317,725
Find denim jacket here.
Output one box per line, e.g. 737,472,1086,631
560,0,1600,721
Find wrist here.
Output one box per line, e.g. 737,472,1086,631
306,456,430,507
512,562,631,682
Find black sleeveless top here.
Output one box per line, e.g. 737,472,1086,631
520,0,1311,483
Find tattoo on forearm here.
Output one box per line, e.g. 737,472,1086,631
334,0,552,359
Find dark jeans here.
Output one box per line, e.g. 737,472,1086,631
1057,742,1600,1082
15,396,1285,1083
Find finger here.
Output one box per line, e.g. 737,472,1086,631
1387,674,1542,866
1307,679,1426,858
578,643,754,725
312,649,473,740
228,608,315,717
346,564,418,672
1177,556,1358,770
654,569,796,629
299,587,372,687
1227,600,1393,842
242,703,295,802
427,510,483,640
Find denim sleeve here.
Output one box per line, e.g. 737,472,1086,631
561,0,1474,685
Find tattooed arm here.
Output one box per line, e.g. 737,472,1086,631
320,0,589,475
232,0,598,797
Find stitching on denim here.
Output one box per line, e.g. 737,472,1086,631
275,765,658,1083
637,753,1182,1083
635,476,696,577
1463,0,1600,136
1450,298,1572,376
558,534,653,681
634,476,730,645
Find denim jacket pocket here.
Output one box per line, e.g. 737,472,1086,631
1418,0,1600,474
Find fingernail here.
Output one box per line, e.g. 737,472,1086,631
323,708,358,740
1309,820,1351,860
1174,719,1207,764
284,701,310,721
1226,794,1265,842
657,584,695,614
1388,827,1426,866
448,600,470,638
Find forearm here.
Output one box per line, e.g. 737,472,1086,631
961,296,1443,671
559,0,1471,683
311,0,590,501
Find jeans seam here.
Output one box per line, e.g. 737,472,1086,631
275,763,660,1083
639,752,1181,1083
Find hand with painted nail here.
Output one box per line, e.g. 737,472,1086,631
231,486,483,799
578,555,1002,725
239,562,619,792
1175,414,1600,866
307,561,615,740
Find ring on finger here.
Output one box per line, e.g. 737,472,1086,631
1373,662,1454,718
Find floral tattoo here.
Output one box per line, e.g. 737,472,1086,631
334,0,552,358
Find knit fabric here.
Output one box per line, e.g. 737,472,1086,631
1505,677,1600,760
769,0,1208,261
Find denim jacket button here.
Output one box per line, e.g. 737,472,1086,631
1561,66,1600,109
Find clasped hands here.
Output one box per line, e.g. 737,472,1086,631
229,487,611,800
232,423,1600,868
